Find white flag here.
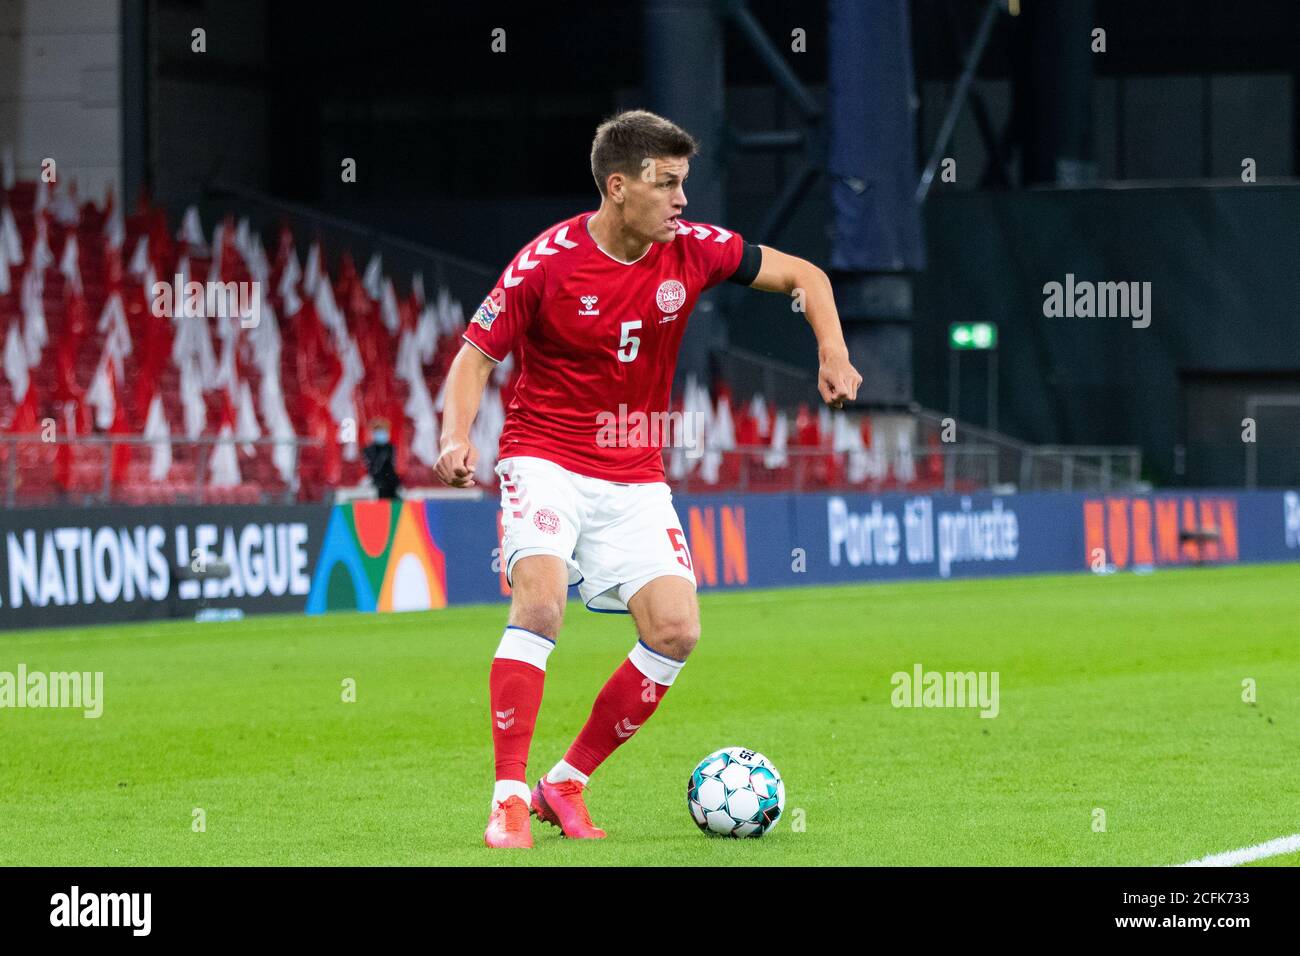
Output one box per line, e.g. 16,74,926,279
59,233,81,295
128,235,150,277
818,405,833,445
245,233,269,282
894,427,916,483
85,356,115,430
435,286,465,335
177,205,207,250
278,250,302,317
104,206,125,251
248,293,281,372
3,322,29,401
711,395,736,450
764,412,789,469
748,394,770,438
832,413,863,453
207,222,224,283
235,380,261,454
362,252,383,300
49,178,79,226
314,276,343,334
179,355,207,440
30,220,53,271
21,268,47,365
835,414,871,484
97,293,132,380
258,368,297,483
208,423,241,487
328,335,364,460
415,306,438,363
397,330,441,468
303,241,322,295
1,204,23,264
143,393,172,481
234,217,251,258
172,313,218,389
380,278,400,332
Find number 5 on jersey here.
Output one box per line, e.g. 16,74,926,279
617,320,641,363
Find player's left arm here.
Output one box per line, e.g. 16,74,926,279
747,245,863,409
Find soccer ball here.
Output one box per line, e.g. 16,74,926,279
687,747,785,838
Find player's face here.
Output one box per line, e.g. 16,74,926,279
625,157,689,243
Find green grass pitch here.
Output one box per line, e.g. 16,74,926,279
1,563,1297,866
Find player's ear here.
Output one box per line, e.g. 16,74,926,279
607,172,625,204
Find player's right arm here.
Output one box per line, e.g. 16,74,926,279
435,342,496,488
436,239,544,488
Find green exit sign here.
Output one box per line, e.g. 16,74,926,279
949,322,997,350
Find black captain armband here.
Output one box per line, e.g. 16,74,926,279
726,242,763,286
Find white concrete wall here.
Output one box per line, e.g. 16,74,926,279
0,0,122,205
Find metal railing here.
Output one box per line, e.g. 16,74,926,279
1,416,1144,508
202,181,497,309
714,346,824,410
1245,394,1300,489
910,407,1144,492
1018,445,1144,493
701,349,1147,493
664,444,1002,495
0,435,321,508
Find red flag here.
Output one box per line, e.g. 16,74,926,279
105,372,133,485
8,380,39,433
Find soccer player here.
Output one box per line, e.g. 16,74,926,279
435,110,862,848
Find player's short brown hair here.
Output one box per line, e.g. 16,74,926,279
590,110,698,196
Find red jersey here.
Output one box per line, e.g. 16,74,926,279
462,211,745,482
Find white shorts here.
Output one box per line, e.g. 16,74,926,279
495,455,697,613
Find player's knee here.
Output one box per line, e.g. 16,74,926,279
509,595,565,641
645,615,700,661
508,556,569,639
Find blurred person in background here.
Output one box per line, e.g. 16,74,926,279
363,418,401,499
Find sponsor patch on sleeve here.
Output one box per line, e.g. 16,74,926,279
472,287,505,330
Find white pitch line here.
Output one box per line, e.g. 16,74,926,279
1177,833,1300,867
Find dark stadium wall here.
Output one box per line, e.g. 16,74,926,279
912,185,1300,487
149,1,270,207
0,0,122,201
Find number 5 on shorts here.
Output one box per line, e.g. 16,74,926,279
667,528,693,571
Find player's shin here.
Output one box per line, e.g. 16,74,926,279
550,640,684,783
489,626,555,805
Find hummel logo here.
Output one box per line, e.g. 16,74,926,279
613,717,641,739
495,707,516,731
578,295,599,316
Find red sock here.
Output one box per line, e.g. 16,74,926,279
563,657,672,777
490,626,555,783
490,658,546,782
